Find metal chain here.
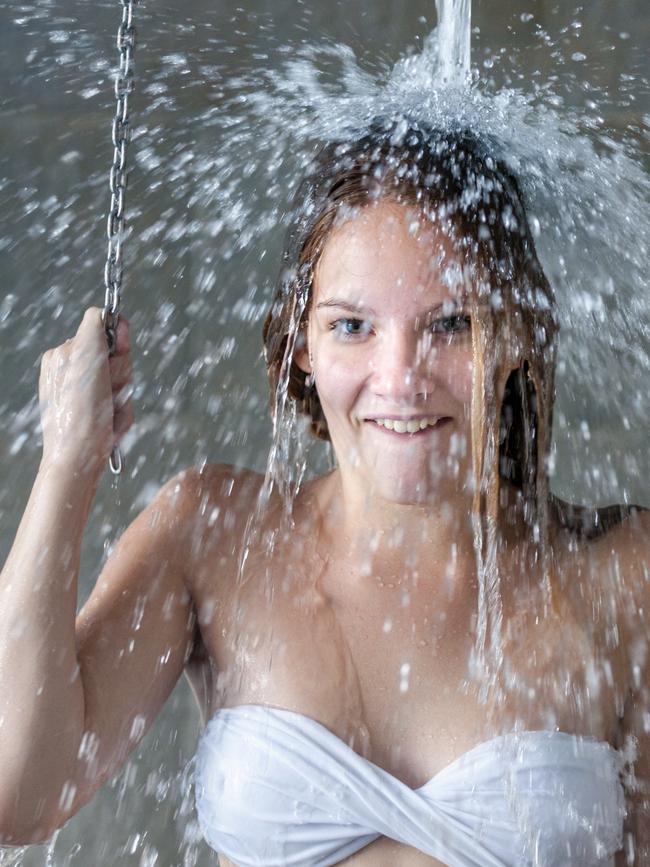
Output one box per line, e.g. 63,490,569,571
102,0,137,475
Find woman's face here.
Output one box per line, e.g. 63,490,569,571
301,198,475,506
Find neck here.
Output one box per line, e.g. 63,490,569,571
316,469,479,599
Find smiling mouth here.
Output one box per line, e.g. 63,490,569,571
365,417,452,435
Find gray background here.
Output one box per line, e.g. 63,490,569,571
1,0,649,865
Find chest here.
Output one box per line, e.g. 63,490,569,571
191,535,628,788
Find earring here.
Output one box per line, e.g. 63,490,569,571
305,372,315,389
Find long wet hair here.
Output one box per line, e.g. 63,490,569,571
264,120,559,556
263,119,641,576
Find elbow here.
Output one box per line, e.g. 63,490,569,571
0,824,60,847
0,753,81,846
0,806,66,847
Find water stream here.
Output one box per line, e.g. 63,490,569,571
436,0,471,85
1,0,649,863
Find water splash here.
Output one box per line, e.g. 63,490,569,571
197,4,650,723
221,12,650,499
436,0,472,86
1,1,649,860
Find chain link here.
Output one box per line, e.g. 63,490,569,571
103,0,137,475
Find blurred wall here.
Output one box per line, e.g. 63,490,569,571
0,1,648,865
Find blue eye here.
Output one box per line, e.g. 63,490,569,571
431,314,471,335
330,318,372,339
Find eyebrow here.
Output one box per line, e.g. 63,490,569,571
315,298,466,317
315,299,378,316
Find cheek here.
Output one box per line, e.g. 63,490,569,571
442,351,473,406
314,352,362,413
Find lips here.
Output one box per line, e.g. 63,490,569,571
364,416,452,435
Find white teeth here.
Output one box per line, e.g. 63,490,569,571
373,417,442,433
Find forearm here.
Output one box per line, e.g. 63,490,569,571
0,458,99,843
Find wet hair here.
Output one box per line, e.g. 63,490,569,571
263,119,559,553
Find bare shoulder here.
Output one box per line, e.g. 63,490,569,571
575,500,650,590
181,461,264,520
168,462,266,581
550,492,650,666
116,463,266,603
588,503,650,654
549,494,649,569
152,462,264,529
194,462,265,502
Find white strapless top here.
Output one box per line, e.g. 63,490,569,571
193,704,626,867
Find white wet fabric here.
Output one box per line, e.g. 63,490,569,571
194,704,626,867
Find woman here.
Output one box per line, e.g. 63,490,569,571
0,120,648,866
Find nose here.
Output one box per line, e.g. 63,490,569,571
370,326,436,402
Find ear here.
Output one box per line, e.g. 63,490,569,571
293,328,312,376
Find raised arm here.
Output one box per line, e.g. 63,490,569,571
0,310,197,844
65,469,199,835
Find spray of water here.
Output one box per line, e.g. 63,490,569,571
2,0,649,862
435,0,472,86
231,1,650,724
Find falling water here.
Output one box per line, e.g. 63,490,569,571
1,0,649,863
435,0,471,86
245,0,650,720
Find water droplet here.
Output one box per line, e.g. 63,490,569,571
130,714,146,741
399,662,411,693
58,780,77,813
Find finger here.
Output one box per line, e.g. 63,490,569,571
76,308,110,355
109,354,132,387
77,307,104,335
113,317,131,355
114,398,134,441
111,374,133,396
113,382,134,409
77,307,127,359
108,354,133,380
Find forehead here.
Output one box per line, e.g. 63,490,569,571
313,200,473,311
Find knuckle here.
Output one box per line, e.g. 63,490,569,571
81,307,103,329
42,347,60,367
